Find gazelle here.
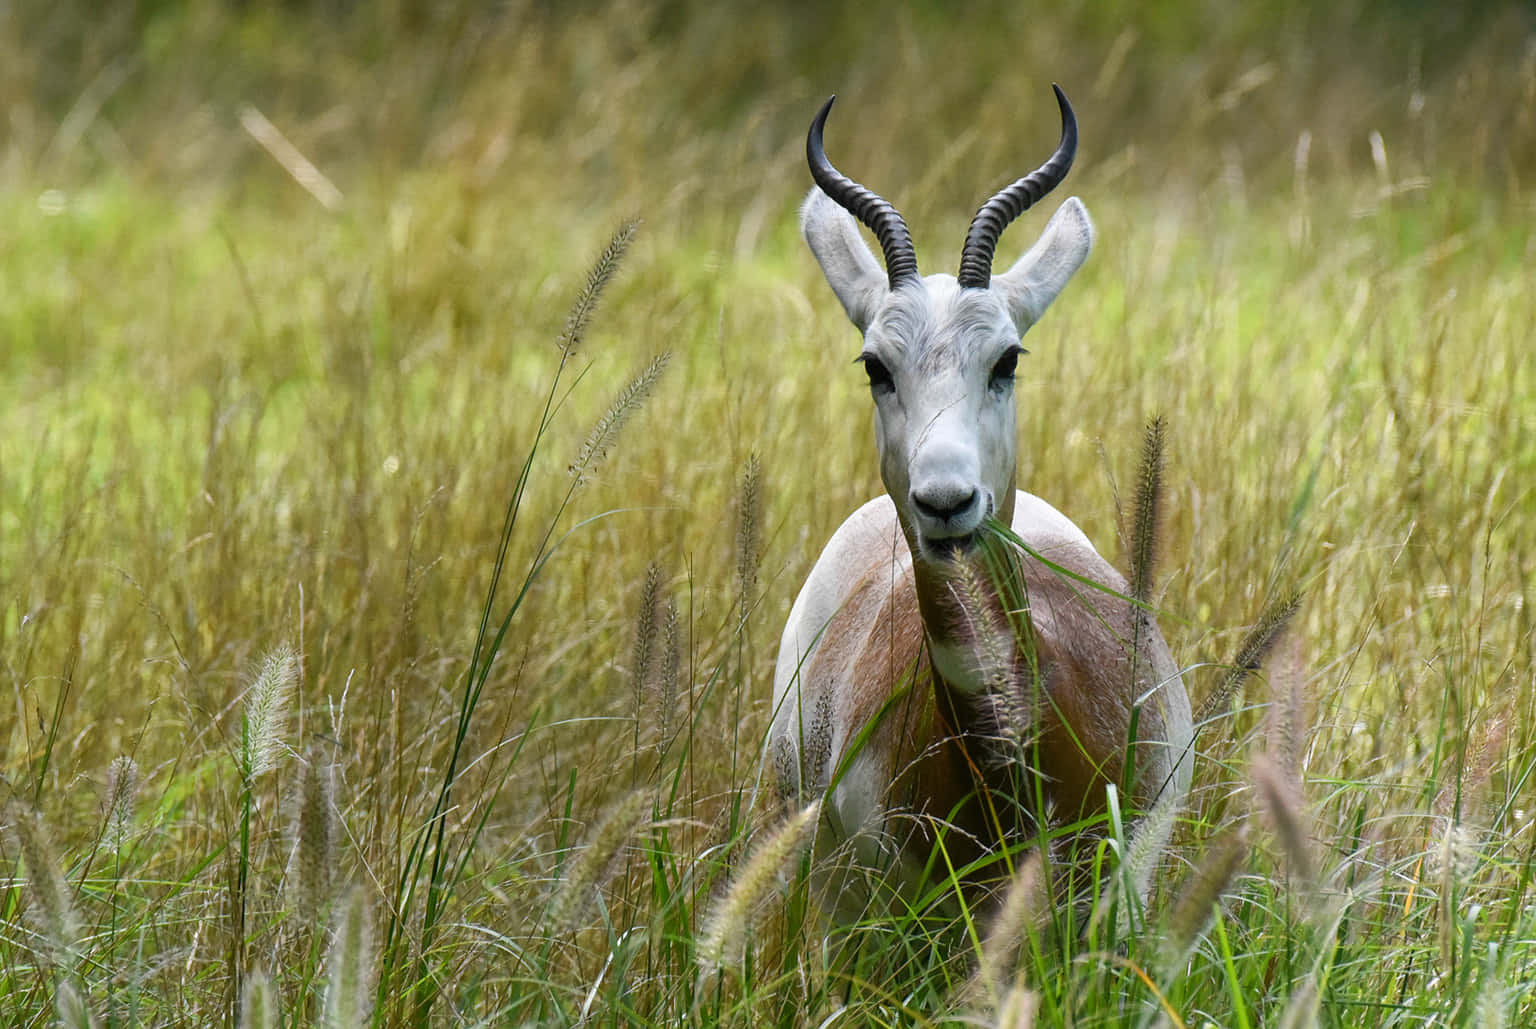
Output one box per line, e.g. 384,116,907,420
769,87,1193,904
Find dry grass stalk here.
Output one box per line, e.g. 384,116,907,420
551,790,652,933
559,218,640,356
698,800,820,975
238,105,343,211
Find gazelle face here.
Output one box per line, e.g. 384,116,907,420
799,87,1094,564
859,278,1023,561
801,187,1094,564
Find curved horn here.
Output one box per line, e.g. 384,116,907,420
956,84,1078,289
807,95,919,289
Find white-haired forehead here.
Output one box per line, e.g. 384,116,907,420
866,275,1016,373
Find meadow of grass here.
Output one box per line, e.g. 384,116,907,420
2,0,1534,1025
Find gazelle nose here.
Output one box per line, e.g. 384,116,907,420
910,481,981,526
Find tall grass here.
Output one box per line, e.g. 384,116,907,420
2,0,1535,1024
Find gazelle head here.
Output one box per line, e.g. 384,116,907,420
802,86,1094,566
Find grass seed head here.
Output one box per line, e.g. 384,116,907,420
995,985,1039,1029
658,597,681,745
1106,787,1183,937
551,790,652,933
558,217,639,356
239,969,278,1029
324,886,375,1029
977,849,1046,995
735,453,762,617
243,642,299,780
54,979,99,1029
290,744,338,921
570,350,671,484
1251,751,1316,892
698,800,820,976
1165,823,1250,965
631,562,662,722
1263,630,1309,779
101,755,141,853
1196,592,1302,729
1128,414,1166,608
4,801,81,967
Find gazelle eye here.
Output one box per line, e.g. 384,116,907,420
989,346,1023,388
860,354,895,394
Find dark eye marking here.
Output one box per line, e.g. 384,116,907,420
989,345,1024,389
859,353,895,394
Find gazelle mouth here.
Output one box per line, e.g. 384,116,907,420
924,533,978,562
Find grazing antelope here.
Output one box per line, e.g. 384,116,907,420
769,87,1193,905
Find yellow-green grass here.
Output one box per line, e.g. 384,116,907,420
2,1,1534,1024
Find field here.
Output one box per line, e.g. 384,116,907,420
2,1,1535,1025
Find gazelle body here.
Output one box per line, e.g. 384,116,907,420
769,88,1193,903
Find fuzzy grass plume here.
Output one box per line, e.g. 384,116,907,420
550,790,652,933
289,744,338,921
698,800,819,976
323,886,375,1029
100,754,140,853
736,453,762,618
239,970,278,1029
570,350,672,484
631,562,662,721
1128,415,1166,608
4,801,80,967
1164,824,1251,967
54,979,98,1029
975,848,1046,996
1251,751,1316,891
242,643,299,780
658,597,681,746
558,217,639,356
1195,591,1303,730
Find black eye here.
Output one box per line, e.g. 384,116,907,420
860,354,895,394
989,346,1023,388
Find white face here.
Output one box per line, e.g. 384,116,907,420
859,277,1023,562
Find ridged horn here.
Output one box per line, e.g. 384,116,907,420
956,84,1078,289
807,95,919,289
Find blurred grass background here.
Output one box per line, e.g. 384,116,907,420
2,0,1535,1024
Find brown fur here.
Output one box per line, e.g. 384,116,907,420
791,515,1184,893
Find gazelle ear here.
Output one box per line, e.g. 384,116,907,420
991,197,1094,334
801,187,887,333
